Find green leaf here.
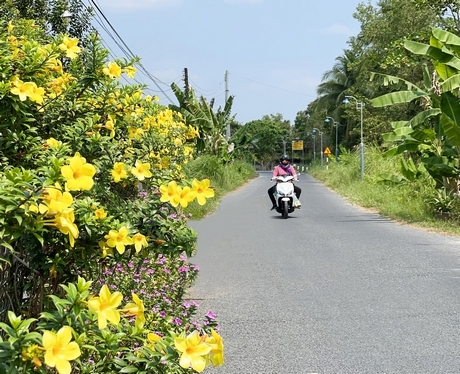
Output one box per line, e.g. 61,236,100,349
432,27,460,48
371,91,427,107
407,108,441,128
382,143,420,157
440,93,460,146
120,367,140,373
404,40,460,71
441,74,460,92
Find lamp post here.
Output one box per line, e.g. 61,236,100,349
312,128,323,168
343,96,365,181
308,132,316,164
325,116,339,163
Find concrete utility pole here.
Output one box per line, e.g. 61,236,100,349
183,68,189,105
225,70,231,141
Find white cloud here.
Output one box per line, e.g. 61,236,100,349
95,0,183,11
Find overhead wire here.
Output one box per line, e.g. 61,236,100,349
87,0,176,103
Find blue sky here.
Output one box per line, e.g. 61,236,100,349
91,0,366,125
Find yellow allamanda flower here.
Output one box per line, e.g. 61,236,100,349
128,127,145,140
61,152,96,191
52,209,79,247
159,181,179,203
104,118,116,138
111,162,127,182
192,179,215,206
104,226,133,254
122,292,145,327
7,21,14,33
87,285,123,329
172,186,197,208
59,36,81,59
29,84,45,104
132,232,148,253
131,160,153,181
99,240,113,258
174,137,183,147
103,61,122,78
10,78,35,101
123,65,137,78
205,329,224,367
41,184,73,214
42,326,81,374
94,208,107,220
46,138,61,148
175,330,212,373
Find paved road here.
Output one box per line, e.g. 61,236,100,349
189,173,460,374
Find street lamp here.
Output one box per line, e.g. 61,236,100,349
325,116,339,163
307,132,316,163
343,96,365,181
312,128,323,168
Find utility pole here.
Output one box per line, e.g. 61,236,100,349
225,70,230,141
183,68,189,105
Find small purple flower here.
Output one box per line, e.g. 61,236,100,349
206,310,216,319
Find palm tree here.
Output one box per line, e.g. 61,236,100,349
316,49,360,116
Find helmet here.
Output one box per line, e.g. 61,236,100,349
280,154,290,162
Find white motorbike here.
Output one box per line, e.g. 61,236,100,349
271,175,300,219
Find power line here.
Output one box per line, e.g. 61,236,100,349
87,0,176,103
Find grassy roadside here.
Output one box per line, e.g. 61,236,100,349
308,147,460,236
183,155,257,220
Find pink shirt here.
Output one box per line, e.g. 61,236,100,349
272,164,297,179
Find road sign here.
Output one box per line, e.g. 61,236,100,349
292,140,303,151
324,146,332,155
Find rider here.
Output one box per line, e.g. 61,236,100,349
268,154,302,210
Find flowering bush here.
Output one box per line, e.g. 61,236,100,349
0,278,223,373
0,16,224,373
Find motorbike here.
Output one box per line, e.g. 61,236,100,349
271,175,300,219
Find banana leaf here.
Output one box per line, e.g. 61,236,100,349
440,93,460,146
406,108,441,128
432,27,460,48
404,41,460,71
371,91,427,107
382,143,420,157
369,72,424,91
441,74,460,92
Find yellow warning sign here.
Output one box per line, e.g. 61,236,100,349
291,140,303,151
324,147,332,155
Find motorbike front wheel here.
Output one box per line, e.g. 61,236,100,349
282,200,289,219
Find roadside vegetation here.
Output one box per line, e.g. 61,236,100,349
309,147,460,236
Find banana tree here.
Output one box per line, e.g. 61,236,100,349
170,83,235,159
370,27,460,191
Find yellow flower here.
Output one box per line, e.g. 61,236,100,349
10,78,34,101
132,232,148,253
123,292,145,327
87,284,123,329
7,21,14,33
103,61,122,78
147,333,162,342
99,240,113,258
104,226,133,254
59,36,82,59
104,116,116,137
123,65,137,78
131,160,152,181
46,138,61,148
61,152,96,191
205,329,224,367
94,208,107,220
192,179,215,205
29,84,45,104
172,186,197,208
159,181,179,203
175,330,212,373
53,209,79,247
41,184,73,214
111,162,127,182
42,326,81,374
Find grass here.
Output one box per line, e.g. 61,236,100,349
308,147,460,236
183,155,257,220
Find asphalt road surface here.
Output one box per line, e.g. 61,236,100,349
189,173,460,374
